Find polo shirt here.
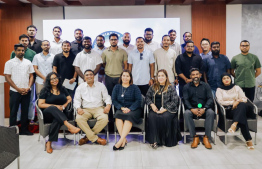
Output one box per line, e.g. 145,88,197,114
101,47,128,78
200,51,212,59
28,39,42,54
49,38,63,55
119,44,135,54
181,43,200,55
144,41,161,52
231,53,261,88
70,40,83,56
10,48,36,62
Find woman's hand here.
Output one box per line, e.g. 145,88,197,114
232,101,240,110
150,104,158,112
122,108,131,114
55,105,63,111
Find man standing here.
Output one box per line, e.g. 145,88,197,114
183,68,214,149
200,38,212,59
203,41,231,95
168,29,181,56
27,25,42,54
144,28,161,52
73,36,102,84
49,26,63,55
32,40,54,97
71,28,84,56
102,33,128,95
119,32,135,53
4,44,35,135
128,37,155,96
154,35,178,85
181,32,200,54
175,40,203,97
231,40,261,101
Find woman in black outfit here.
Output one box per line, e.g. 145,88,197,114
146,69,182,149
38,72,80,154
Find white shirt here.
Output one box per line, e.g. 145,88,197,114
144,41,161,52
119,44,135,54
74,81,112,109
73,49,103,84
32,52,54,84
4,57,35,92
93,46,107,56
49,38,63,55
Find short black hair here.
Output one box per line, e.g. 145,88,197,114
109,33,119,40
27,25,37,31
53,26,62,32
136,37,144,41
200,38,210,45
83,36,92,41
190,68,200,74
62,40,71,46
162,35,170,41
144,28,154,34
211,41,220,48
84,69,94,75
240,40,250,45
168,29,177,34
185,40,194,45
74,28,83,33
96,35,105,41
14,44,25,51
41,40,50,45
19,34,29,41
183,32,192,38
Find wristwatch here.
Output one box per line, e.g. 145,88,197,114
62,106,65,110
151,77,155,80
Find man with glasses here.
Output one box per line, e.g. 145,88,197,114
128,37,155,96
144,28,161,52
181,32,200,54
200,38,212,59
231,40,261,101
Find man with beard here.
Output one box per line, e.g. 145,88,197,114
102,33,128,95
231,40,261,101
144,28,161,52
4,44,35,135
49,26,63,55
73,36,102,85
154,35,178,85
128,37,155,96
27,25,42,54
71,28,84,56
32,40,54,97
175,40,203,97
200,38,212,59
119,32,135,53
181,32,200,54
183,68,214,149
203,41,231,95
53,41,77,98
168,29,181,56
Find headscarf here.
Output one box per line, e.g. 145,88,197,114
218,72,235,90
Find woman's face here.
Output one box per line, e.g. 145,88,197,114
50,74,59,86
222,76,231,86
157,72,167,84
121,72,131,84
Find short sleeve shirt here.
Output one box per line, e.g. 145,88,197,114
144,41,161,52
231,53,261,88
39,87,69,105
10,48,36,62
49,39,63,55
28,39,42,54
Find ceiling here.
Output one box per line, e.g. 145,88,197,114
0,0,262,7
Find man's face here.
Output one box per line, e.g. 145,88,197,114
201,40,210,52
240,42,250,53
41,41,50,52
136,38,144,49
185,42,194,53
27,27,37,38
144,31,153,42
62,43,71,53
53,28,62,38
190,70,201,83
15,47,25,58
169,32,177,41
109,36,118,47
162,36,171,48
211,44,220,55
82,39,92,49
84,71,94,84
96,37,105,47
19,38,29,48
183,33,192,42
74,30,83,41
123,33,131,45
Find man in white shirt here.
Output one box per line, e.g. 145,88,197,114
168,29,182,56
32,40,54,97
73,36,102,84
49,26,63,55
144,28,161,52
119,32,135,53
4,44,35,135
75,69,111,145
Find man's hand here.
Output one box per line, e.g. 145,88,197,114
17,88,26,95
104,105,111,114
185,78,192,84
232,101,239,110
157,108,167,114
151,104,158,112
77,108,84,115
69,78,76,84
148,79,154,86
198,108,205,117
174,79,179,86
191,108,199,116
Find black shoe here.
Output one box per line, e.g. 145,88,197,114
20,130,33,136
113,145,124,151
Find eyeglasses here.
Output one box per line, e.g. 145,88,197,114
186,46,194,48
50,77,58,81
140,53,143,60
240,45,249,47
110,39,118,41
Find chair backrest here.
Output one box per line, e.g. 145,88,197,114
35,99,44,123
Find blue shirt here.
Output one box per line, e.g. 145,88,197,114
200,51,212,59
203,54,231,91
128,49,155,85
181,43,200,55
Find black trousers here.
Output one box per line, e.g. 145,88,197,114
178,83,185,98
105,75,119,96
43,106,68,142
138,84,149,96
9,90,31,132
242,87,255,102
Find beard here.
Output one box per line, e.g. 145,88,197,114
111,44,117,47
212,50,220,55
75,36,82,41
186,51,193,54
144,38,152,43
63,50,69,53
84,45,91,49
97,43,104,47
123,40,130,45
193,77,200,83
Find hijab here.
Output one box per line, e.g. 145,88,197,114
218,73,235,90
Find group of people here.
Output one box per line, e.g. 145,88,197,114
4,25,261,153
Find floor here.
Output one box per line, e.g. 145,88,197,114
4,117,262,169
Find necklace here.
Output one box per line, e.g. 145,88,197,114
121,86,128,97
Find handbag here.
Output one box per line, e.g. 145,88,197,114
224,105,232,110
64,102,74,120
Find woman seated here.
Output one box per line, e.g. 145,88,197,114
38,72,80,154
145,69,182,149
112,70,142,151
216,73,255,150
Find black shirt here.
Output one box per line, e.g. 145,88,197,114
70,40,83,56
183,81,213,110
175,52,203,85
39,87,69,105
28,39,42,54
53,52,76,83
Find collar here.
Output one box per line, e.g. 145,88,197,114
135,48,144,53
211,54,221,59
108,46,119,51
83,49,92,54
95,46,106,51
72,40,82,44
85,81,96,88
190,81,204,87
40,52,51,57
201,51,212,56
14,56,24,62
52,38,63,43
183,52,196,57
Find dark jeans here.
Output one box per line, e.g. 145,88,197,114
105,75,119,96
138,84,150,96
9,90,31,132
242,87,255,102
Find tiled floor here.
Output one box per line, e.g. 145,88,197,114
4,117,262,169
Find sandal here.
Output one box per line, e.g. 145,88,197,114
228,124,237,133
150,142,158,149
246,141,255,150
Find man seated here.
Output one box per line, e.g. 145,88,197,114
183,68,215,149
74,69,111,145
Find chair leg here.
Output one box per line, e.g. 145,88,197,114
17,157,20,169
184,132,186,144
225,133,228,145
255,132,257,145
74,133,76,145
143,131,145,143
107,130,109,143
38,134,40,142
214,132,216,145
63,130,66,138
115,132,117,144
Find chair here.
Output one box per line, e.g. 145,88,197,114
183,99,218,144
36,99,76,150
216,98,258,145
113,95,147,143
0,126,20,169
